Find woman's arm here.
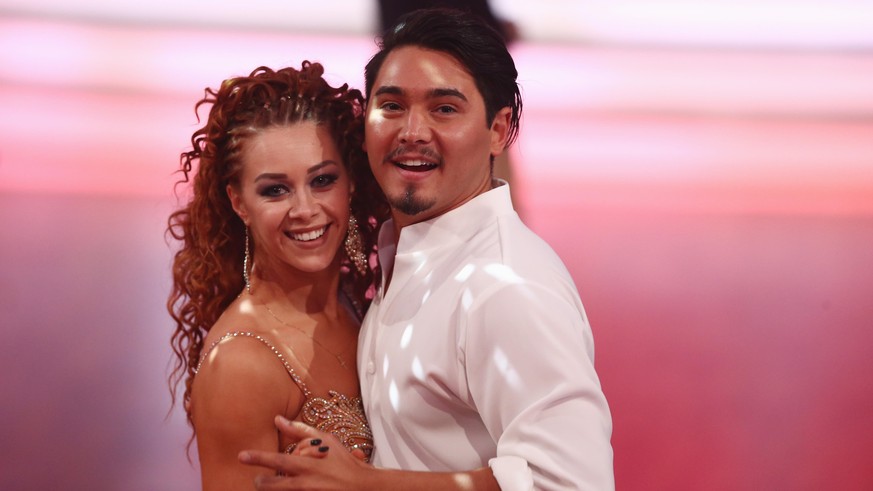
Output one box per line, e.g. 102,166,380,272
192,338,302,491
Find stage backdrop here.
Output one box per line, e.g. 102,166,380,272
2,2,872,489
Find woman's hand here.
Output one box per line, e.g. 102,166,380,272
239,416,373,490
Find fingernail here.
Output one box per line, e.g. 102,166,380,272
310,439,322,446
276,415,290,425
318,446,330,453
238,451,251,463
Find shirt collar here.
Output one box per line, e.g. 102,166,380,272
380,180,514,257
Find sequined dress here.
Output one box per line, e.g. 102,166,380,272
195,331,373,461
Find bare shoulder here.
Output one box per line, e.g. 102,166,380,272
192,296,303,430
200,294,259,345
191,311,301,489
197,331,283,380
191,327,301,455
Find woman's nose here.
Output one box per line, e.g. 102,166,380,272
287,191,317,219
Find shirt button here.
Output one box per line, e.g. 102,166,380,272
366,361,376,375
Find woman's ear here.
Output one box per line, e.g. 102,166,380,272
226,184,249,225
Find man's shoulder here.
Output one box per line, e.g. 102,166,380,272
498,215,569,269
453,215,576,288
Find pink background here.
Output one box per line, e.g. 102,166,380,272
2,3,872,489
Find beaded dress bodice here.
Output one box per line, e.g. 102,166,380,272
195,331,373,461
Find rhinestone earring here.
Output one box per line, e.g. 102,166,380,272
344,213,367,275
243,227,252,294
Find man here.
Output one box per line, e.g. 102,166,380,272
240,9,614,490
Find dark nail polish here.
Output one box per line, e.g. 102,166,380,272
310,439,322,446
318,446,330,453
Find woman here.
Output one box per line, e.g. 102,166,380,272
167,62,388,490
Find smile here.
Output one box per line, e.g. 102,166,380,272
287,225,328,242
395,160,438,172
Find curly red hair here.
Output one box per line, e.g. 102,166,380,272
167,62,388,427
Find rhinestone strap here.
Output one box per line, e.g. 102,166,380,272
195,331,311,398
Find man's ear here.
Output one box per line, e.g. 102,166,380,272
362,100,369,153
226,184,249,225
489,107,512,158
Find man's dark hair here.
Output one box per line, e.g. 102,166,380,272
364,7,523,148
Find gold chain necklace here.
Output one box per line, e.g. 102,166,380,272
261,302,352,371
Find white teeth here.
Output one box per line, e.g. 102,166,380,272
291,227,326,242
398,160,433,167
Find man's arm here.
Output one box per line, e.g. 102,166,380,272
464,280,614,490
240,417,500,491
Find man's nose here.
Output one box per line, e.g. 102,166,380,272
399,109,432,144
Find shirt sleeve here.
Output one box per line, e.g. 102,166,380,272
464,279,614,491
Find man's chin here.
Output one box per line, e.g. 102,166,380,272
390,190,436,217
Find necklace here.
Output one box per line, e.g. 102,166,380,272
261,301,352,371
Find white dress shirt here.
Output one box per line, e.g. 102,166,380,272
358,182,614,490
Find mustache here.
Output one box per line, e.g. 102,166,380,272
383,145,443,165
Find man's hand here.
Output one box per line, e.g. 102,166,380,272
238,416,372,490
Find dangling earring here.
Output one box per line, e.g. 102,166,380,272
243,227,252,294
344,213,367,275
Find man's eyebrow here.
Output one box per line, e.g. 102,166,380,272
374,86,403,97
372,86,468,102
429,88,467,102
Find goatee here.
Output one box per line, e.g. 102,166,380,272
391,186,436,216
